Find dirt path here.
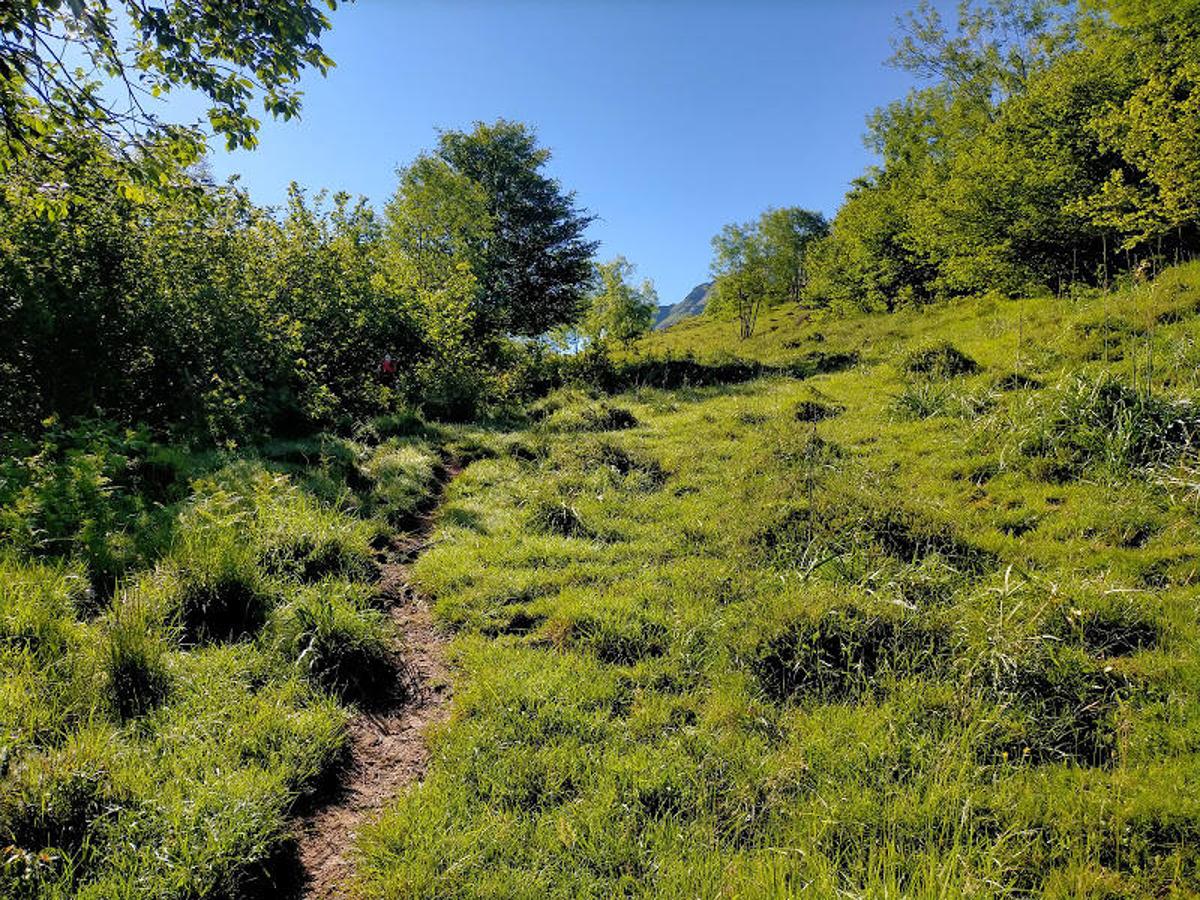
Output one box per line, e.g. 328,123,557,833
292,460,461,899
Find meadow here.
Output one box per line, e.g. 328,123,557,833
356,265,1200,898
3,265,1200,897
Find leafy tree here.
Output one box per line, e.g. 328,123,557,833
432,119,598,337
809,0,1200,307
707,207,828,334
581,256,656,346
382,153,492,295
708,222,769,339
0,0,339,194
1080,0,1200,253
758,207,829,304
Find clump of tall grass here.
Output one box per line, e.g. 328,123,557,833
892,382,997,420
167,523,276,643
574,440,668,491
1011,374,1200,479
269,580,398,702
891,381,951,419
100,592,172,719
793,398,844,422
361,442,440,528
533,390,639,433
900,341,980,378
526,497,592,538
745,597,948,702
0,728,121,857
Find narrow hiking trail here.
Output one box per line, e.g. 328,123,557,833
292,460,462,899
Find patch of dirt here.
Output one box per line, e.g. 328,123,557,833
291,460,462,899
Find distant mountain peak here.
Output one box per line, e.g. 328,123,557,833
655,281,712,330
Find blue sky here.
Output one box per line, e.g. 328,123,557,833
172,1,940,307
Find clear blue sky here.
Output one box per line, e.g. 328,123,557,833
176,1,942,307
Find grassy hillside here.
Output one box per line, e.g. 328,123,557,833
4,264,1200,897
357,265,1200,897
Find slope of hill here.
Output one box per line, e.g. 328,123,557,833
6,266,1200,897
654,280,712,330
357,264,1200,897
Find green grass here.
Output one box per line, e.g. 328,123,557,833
0,420,446,897
356,264,1200,898
6,267,1200,897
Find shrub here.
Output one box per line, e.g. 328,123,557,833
901,341,979,378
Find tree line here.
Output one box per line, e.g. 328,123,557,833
0,119,625,438
0,2,673,440
706,0,1200,332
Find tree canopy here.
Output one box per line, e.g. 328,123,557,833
803,0,1200,310
707,206,828,336
580,256,657,346
430,119,598,337
0,0,339,194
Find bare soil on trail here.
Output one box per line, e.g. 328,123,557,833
291,461,461,899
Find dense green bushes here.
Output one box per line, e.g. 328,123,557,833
804,1,1200,309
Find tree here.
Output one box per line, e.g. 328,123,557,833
383,153,493,295
433,119,598,337
581,256,656,346
708,222,769,339
758,207,829,304
706,207,828,335
0,0,339,192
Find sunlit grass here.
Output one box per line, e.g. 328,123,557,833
357,264,1200,898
